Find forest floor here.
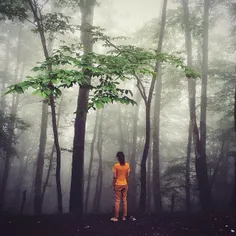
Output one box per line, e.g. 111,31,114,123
1,212,236,236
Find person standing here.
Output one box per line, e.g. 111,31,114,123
110,151,130,222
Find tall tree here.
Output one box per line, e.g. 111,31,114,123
93,109,104,213
182,0,212,211
41,96,63,209
69,0,96,215
128,90,141,211
118,104,125,151
185,121,192,212
152,0,168,213
200,0,209,178
0,26,20,215
85,110,99,213
27,0,64,215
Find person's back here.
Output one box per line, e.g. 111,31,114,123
113,162,130,185
111,152,130,222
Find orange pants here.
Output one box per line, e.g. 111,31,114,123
114,185,128,218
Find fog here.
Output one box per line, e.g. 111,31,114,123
0,0,236,219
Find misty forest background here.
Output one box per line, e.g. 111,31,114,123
0,0,236,217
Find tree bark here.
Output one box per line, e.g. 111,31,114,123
147,146,152,212
69,0,95,215
85,110,99,213
230,84,236,209
49,95,63,213
139,103,151,213
34,102,48,215
200,0,209,159
128,91,141,211
28,0,63,215
152,0,168,214
93,109,104,213
182,0,212,211
118,104,125,151
41,96,63,209
185,121,192,212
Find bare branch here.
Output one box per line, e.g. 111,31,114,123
134,72,147,103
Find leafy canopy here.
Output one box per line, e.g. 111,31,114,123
5,28,199,110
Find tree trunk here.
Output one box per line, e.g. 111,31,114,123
49,95,63,213
230,84,236,209
93,109,104,213
147,147,152,212
182,0,212,211
118,104,125,151
128,91,141,211
41,97,63,209
34,102,48,215
214,143,228,209
69,0,95,215
139,103,151,213
28,0,63,215
185,121,192,212
230,157,236,209
85,110,99,213
152,0,168,214
200,0,209,160
20,190,27,215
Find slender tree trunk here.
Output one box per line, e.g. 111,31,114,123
185,121,192,212
128,91,141,211
49,95,63,213
41,97,63,208
118,104,125,151
200,0,209,160
20,190,27,215
230,84,236,209
12,36,25,212
182,0,212,211
85,110,99,213
139,103,151,213
93,109,104,213
152,0,168,213
214,145,228,210
70,0,95,215
28,0,63,214
147,147,152,211
209,140,225,190
230,156,236,209
34,102,48,215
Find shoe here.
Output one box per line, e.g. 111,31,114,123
110,217,118,222
122,216,127,221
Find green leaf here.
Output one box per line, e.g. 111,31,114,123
32,89,41,96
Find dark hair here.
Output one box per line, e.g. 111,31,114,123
117,151,125,166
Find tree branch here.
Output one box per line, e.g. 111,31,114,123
134,73,147,103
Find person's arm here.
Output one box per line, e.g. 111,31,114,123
112,165,117,190
113,174,117,190
126,164,130,185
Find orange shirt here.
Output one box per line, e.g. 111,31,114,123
112,162,130,185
